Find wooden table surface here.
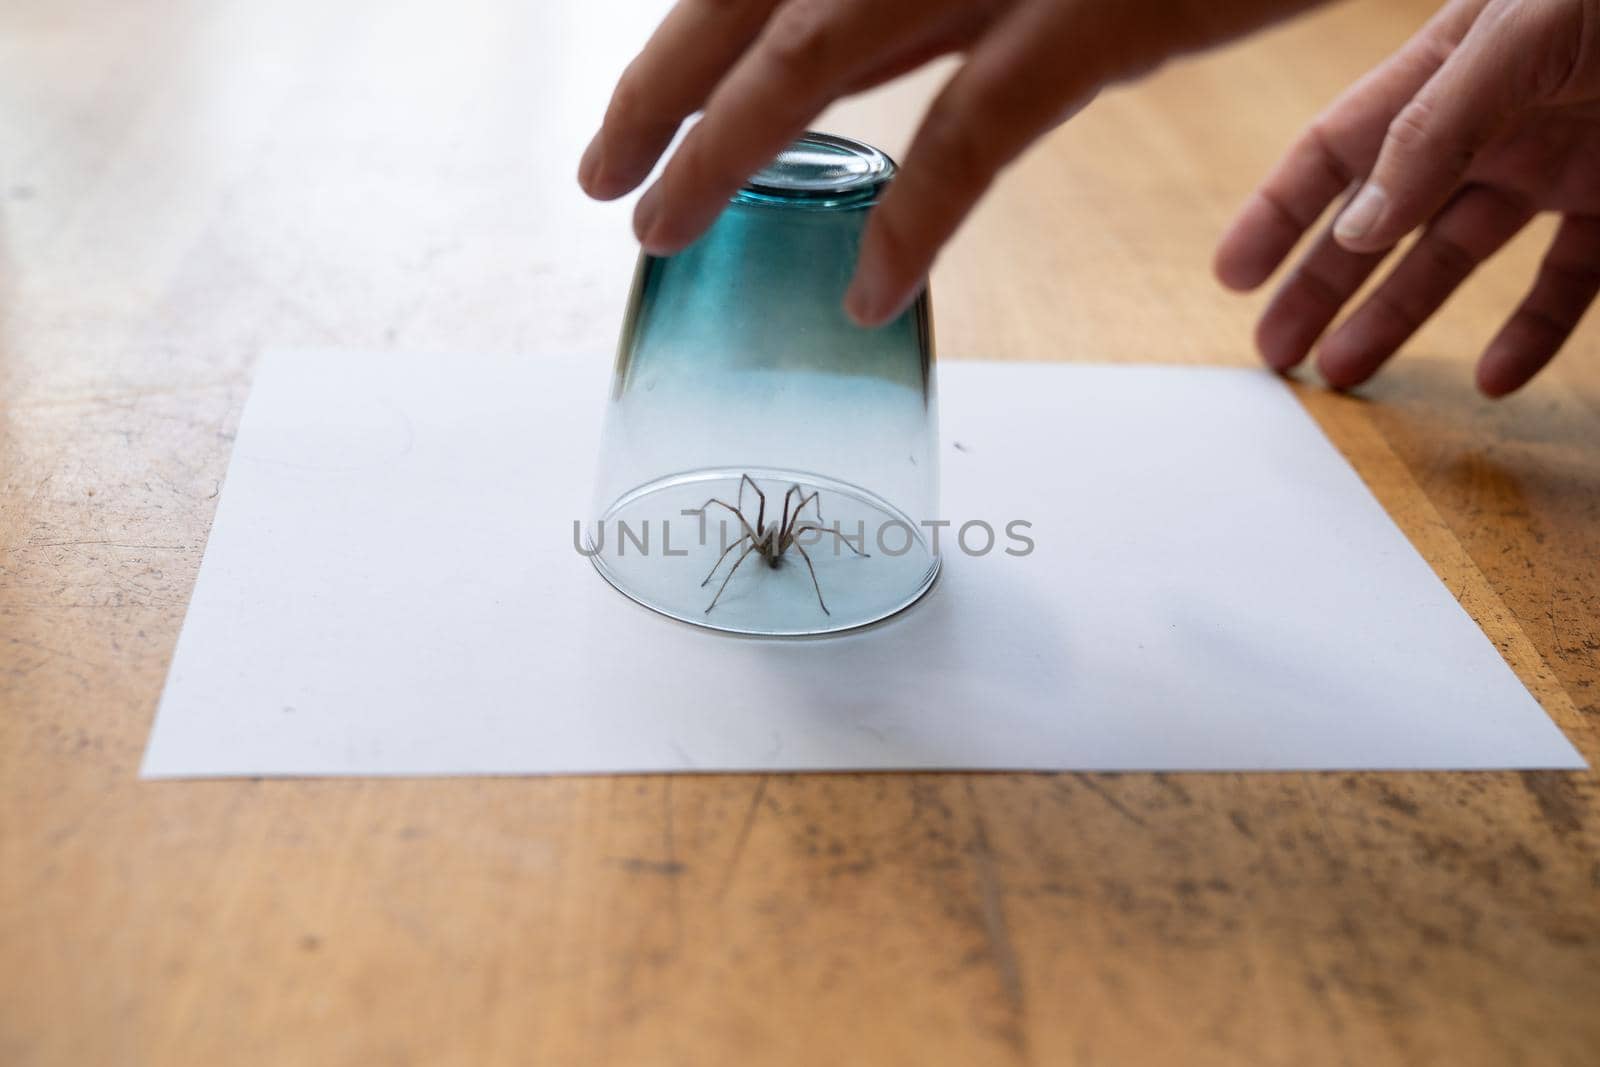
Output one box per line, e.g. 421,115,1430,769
2,1,1597,1063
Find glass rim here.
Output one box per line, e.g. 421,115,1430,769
734,131,896,210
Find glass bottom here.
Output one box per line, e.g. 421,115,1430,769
588,467,940,636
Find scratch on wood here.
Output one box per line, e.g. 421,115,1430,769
965,780,1028,1057
665,778,683,951
1074,774,1147,828
612,857,686,876
1229,810,1255,839
28,540,186,550
1518,772,1584,837
717,775,768,901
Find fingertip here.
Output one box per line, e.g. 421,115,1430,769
578,135,603,198
1474,356,1517,399
1475,316,1563,399
1211,236,1250,292
633,188,659,244
1212,216,1256,291
1313,348,1355,391
1313,341,1374,392
843,272,903,329
1254,309,1311,374
1213,197,1303,292
632,183,669,251
632,174,734,256
843,292,876,328
590,138,673,202
588,173,638,202
1214,248,1263,293
849,212,924,327
584,112,681,200
842,279,870,327
638,222,700,258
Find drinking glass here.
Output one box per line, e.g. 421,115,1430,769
586,132,939,636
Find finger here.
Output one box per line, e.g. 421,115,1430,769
841,23,975,96
1213,134,1363,294
845,1,1112,325
579,0,781,200
1214,0,1487,291
634,0,972,253
1477,214,1600,398
1332,1,1574,253
1253,213,1389,371
1316,184,1533,389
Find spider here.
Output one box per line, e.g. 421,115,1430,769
691,474,869,615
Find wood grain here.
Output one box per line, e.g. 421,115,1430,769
2,1,1596,1064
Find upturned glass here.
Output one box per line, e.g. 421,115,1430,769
587,132,939,636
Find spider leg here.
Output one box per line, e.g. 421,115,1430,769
784,491,820,544
779,485,803,546
790,522,869,557
706,541,760,614
693,498,759,546
700,533,751,587
777,488,821,553
798,487,825,527
791,541,830,615
739,474,767,534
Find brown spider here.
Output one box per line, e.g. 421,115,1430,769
692,474,869,615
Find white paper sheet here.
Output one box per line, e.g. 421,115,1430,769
140,349,1585,777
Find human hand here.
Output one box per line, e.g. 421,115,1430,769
580,0,1320,326
1215,0,1600,397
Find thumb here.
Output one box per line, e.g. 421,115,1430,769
1333,1,1559,253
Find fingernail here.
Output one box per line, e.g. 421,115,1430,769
578,135,603,194
1334,183,1386,244
634,184,665,250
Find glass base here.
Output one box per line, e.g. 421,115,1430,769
589,467,940,636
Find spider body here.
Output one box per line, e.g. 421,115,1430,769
692,474,868,615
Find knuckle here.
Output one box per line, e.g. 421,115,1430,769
1418,231,1477,280
1293,263,1346,313
1544,254,1600,298
1385,98,1438,153
1515,302,1573,340
1257,184,1309,232
1383,97,1475,180
1304,121,1355,188
1413,29,1458,77
1365,284,1423,332
1467,0,1580,103
1522,0,1600,100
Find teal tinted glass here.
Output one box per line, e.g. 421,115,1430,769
588,132,939,636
